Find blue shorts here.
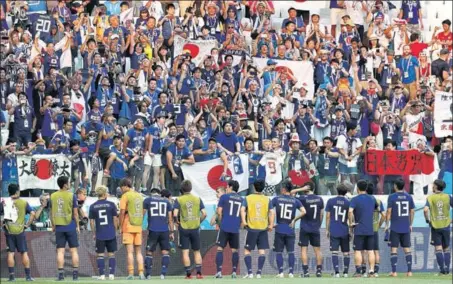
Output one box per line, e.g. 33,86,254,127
245,230,269,250
178,228,200,250
95,238,117,253
5,232,27,253
353,235,374,251
216,230,240,249
339,163,358,175
390,231,411,248
373,232,380,251
330,235,350,252
56,230,79,248
431,228,450,249
298,229,321,247
147,231,170,252
273,233,295,253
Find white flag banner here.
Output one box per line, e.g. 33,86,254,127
120,7,134,25
181,154,249,203
16,154,72,190
173,36,219,66
434,90,453,137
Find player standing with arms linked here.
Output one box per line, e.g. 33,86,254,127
272,181,305,278
89,186,119,280
215,180,244,279
3,184,35,282
50,176,80,281
119,178,145,280
241,180,274,279
325,184,351,278
173,180,207,279
348,180,380,278
424,179,453,276
385,178,415,277
143,188,174,279
291,181,324,278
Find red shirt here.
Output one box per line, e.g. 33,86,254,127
436,31,453,51
410,42,429,58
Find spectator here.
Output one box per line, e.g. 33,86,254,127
431,48,450,83
165,134,194,196
399,0,423,34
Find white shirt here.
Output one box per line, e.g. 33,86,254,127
306,23,329,38
142,1,163,20
336,134,362,165
54,35,72,69
345,1,366,26
392,28,411,57
259,152,284,186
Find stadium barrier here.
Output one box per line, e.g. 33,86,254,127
0,228,447,278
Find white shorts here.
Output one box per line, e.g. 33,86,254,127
330,8,346,25
144,153,162,167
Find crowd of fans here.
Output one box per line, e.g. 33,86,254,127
0,0,452,199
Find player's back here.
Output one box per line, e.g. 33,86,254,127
245,194,270,231
144,195,172,232
326,196,350,238
299,194,324,233
273,195,301,235
89,199,117,240
218,192,243,233
350,194,376,236
388,192,414,233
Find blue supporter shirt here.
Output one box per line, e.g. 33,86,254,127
126,128,146,152
109,146,131,179
216,132,238,153
397,55,419,84
218,193,244,234
272,195,302,235
325,196,350,238
143,195,173,232
89,199,117,240
299,194,324,233
400,0,421,25
147,124,165,154
350,194,379,236
387,191,415,234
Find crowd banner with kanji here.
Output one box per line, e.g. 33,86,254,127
434,90,453,137
173,36,219,66
16,154,72,190
365,149,435,176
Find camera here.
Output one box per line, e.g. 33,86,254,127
319,146,326,154
30,220,52,231
133,86,141,95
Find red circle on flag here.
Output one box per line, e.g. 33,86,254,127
207,166,232,190
275,66,294,76
36,159,52,180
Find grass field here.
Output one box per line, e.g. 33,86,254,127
5,273,453,284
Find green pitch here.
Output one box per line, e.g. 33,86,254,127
6,273,453,284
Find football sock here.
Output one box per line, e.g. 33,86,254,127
276,253,283,274
161,255,170,275
216,251,223,273
97,256,105,276
257,255,265,274
288,252,295,274
232,252,239,273
244,255,252,274
391,253,398,273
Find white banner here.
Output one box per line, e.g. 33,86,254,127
173,36,219,66
181,154,249,203
16,154,72,190
434,90,453,137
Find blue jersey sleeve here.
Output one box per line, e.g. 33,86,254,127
174,199,180,210
243,198,248,209
200,198,205,210
295,199,302,210
25,203,33,214
89,205,94,219
379,201,384,212
271,198,276,209
320,198,325,210
350,197,357,209
111,203,118,217
268,200,272,210
387,195,393,209
72,194,78,209
409,196,415,210
425,200,429,207
143,198,149,211
325,199,332,212
218,195,225,209
450,195,453,208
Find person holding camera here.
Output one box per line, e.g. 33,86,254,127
33,192,52,231
12,92,36,149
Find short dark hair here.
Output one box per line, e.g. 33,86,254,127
384,139,397,147
357,179,368,192
181,180,192,193
119,178,132,188
303,181,315,192
410,33,419,42
166,3,175,11
228,180,240,192
442,19,451,26
323,136,334,143
150,188,161,194
224,54,233,61
253,180,265,193
176,134,186,142
281,180,293,192
337,184,348,196
8,184,19,196
244,138,254,145
346,122,357,132
366,182,375,195
57,176,69,189
395,178,405,190
434,179,446,191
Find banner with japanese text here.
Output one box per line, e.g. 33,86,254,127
434,90,453,137
365,149,435,176
16,154,72,190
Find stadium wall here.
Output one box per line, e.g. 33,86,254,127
0,228,448,278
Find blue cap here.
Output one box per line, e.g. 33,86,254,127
155,111,168,118
267,59,277,66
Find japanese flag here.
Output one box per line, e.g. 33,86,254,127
181,154,249,203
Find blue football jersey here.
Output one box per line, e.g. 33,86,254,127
350,194,378,236
299,194,324,233
143,195,172,232
325,196,350,238
29,14,52,40
387,192,415,234
218,193,244,234
89,199,118,241
272,195,302,235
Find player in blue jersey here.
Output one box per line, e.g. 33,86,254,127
325,184,351,278
89,186,119,281
215,180,244,279
291,181,324,278
143,188,174,279
365,183,385,277
348,180,380,278
385,178,415,277
272,181,305,278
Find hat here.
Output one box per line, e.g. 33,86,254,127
206,2,220,12
288,7,297,12
345,19,355,27
440,48,449,55
249,79,259,85
134,118,144,125
267,59,277,66
256,1,266,7
110,34,119,40
300,82,309,91
320,49,330,54
335,105,344,112
342,14,351,19
156,111,168,119
369,34,378,41
374,12,384,21
289,133,301,145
